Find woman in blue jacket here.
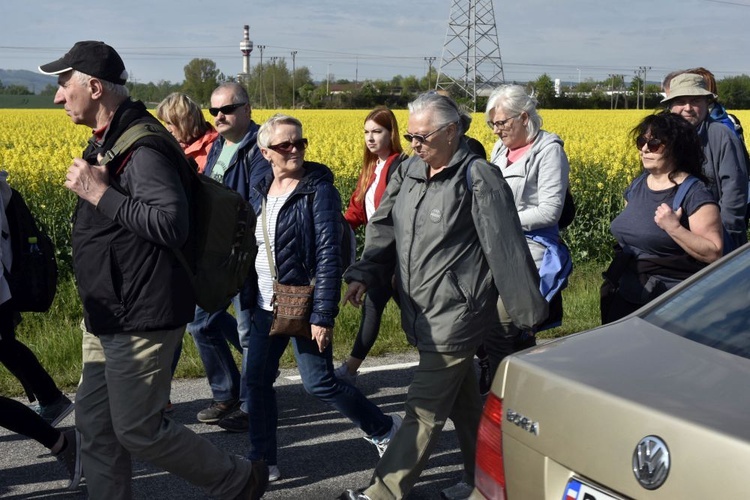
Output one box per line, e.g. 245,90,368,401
245,114,400,483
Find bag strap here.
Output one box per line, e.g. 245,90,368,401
261,197,278,281
672,175,700,211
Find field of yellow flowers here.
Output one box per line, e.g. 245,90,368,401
2,108,748,271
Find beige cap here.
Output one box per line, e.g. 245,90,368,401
662,73,717,103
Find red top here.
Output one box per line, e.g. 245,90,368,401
184,127,219,173
344,152,403,229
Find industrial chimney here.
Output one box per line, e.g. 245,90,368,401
240,25,253,78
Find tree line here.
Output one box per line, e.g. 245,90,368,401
5,59,750,110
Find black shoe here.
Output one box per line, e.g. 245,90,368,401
218,408,249,433
478,357,491,397
197,399,239,424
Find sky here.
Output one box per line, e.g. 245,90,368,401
2,0,749,87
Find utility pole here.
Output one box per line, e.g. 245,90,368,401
291,51,297,109
256,45,266,108
634,69,641,110
327,63,331,98
639,66,651,109
270,56,278,108
424,56,436,89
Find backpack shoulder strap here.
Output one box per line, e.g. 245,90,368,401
672,175,700,211
465,154,482,190
99,122,171,167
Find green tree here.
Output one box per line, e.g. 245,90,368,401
530,73,556,108
718,75,750,109
40,84,57,96
182,58,221,105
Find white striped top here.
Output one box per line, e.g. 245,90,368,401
255,192,293,311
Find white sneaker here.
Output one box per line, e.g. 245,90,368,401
268,465,281,482
440,480,474,500
334,362,358,386
364,414,402,457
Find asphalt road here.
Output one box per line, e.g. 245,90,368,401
0,351,469,499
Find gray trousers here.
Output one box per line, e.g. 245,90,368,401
76,326,251,499
364,349,481,499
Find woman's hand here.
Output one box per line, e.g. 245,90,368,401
654,203,682,232
311,324,333,353
342,281,367,307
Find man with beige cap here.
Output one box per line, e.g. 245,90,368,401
39,41,267,499
662,72,748,248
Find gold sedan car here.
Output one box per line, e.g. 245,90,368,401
472,244,750,499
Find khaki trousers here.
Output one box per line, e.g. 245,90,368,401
364,349,481,499
76,326,251,499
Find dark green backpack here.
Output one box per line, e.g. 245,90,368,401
101,122,257,313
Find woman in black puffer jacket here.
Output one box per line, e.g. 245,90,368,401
243,114,400,483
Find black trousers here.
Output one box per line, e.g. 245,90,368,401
0,300,62,405
0,395,59,449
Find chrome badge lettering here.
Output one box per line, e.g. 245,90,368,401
505,409,539,436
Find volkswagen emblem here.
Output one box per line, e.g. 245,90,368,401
633,435,670,490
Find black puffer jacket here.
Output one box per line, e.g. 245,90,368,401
74,99,195,335
253,162,342,327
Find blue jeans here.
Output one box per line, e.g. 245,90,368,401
187,294,251,410
245,309,392,465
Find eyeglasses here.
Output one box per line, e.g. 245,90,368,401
208,102,247,117
267,138,308,153
486,114,520,130
403,122,452,144
636,135,664,152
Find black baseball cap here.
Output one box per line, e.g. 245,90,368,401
39,41,127,84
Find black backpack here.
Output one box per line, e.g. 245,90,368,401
4,188,58,312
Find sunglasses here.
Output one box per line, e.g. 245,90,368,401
208,102,247,117
636,135,664,152
486,114,520,130
267,138,308,153
403,122,452,144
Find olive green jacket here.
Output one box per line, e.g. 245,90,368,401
344,140,548,353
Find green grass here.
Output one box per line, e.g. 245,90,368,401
0,263,604,397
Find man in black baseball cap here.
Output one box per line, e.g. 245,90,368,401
39,42,269,500
39,41,128,85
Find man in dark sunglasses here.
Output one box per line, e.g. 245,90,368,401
187,82,271,435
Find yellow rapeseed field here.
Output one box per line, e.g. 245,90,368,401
1,108,748,265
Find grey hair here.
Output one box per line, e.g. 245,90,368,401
257,113,303,148
211,81,250,106
485,84,541,142
408,92,463,138
73,70,129,98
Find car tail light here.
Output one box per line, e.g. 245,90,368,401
475,392,506,499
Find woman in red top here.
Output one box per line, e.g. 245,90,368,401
335,107,407,383
156,92,219,173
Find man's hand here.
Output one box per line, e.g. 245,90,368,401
64,158,110,206
342,281,367,307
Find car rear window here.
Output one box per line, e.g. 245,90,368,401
644,246,750,359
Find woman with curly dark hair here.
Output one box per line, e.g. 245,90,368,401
601,111,724,323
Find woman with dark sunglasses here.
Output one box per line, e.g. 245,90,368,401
244,114,401,483
601,111,723,323
334,106,408,384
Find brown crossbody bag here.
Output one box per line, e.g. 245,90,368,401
262,197,314,339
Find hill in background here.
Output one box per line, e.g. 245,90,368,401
0,69,56,93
